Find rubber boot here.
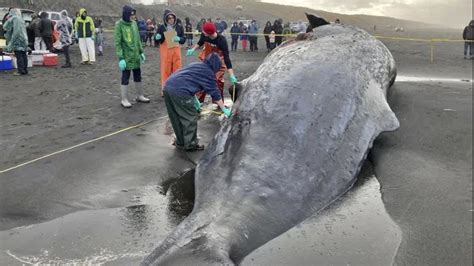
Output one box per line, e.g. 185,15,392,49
135,82,150,103
121,85,132,108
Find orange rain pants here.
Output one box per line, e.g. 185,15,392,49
159,41,182,95
195,42,227,103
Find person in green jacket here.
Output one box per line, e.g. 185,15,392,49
114,5,149,108
3,9,29,75
74,8,95,64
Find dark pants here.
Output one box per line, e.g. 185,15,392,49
43,36,53,51
249,36,258,51
264,36,270,51
464,41,473,57
275,36,282,46
14,50,28,74
231,37,239,51
63,45,71,64
121,68,142,85
164,91,199,149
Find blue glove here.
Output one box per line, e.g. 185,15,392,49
172,36,181,43
193,96,201,112
91,35,95,41
75,32,78,39
119,59,126,71
186,48,196,56
222,107,232,118
229,74,238,84
155,33,161,40
140,53,146,63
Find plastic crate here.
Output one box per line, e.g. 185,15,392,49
0,55,13,71
43,53,58,66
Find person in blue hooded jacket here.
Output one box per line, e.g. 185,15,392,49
163,53,231,152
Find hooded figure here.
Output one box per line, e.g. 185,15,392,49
155,9,186,96
39,11,53,51
114,5,149,108
462,20,474,59
74,8,96,64
163,53,231,152
3,9,29,75
56,10,73,67
230,21,241,51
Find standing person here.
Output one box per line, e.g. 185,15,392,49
56,10,73,68
248,19,259,52
114,5,149,108
29,13,44,50
95,17,104,56
138,18,147,44
263,21,272,52
184,17,193,48
230,21,241,51
282,22,291,42
39,11,53,51
240,25,248,51
462,20,474,59
145,18,155,46
163,53,231,151
269,30,276,50
3,9,29,75
273,19,283,46
155,9,186,97
186,22,238,103
74,8,96,65
196,18,205,33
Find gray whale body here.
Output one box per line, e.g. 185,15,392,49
143,18,399,265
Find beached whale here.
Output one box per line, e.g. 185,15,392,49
143,14,399,265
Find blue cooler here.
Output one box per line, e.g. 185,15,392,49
0,55,13,71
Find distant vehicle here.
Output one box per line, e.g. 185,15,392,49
394,27,404,32
235,5,243,11
237,18,252,28
289,21,308,33
0,8,35,39
39,11,62,23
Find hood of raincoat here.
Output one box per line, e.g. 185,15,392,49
60,10,69,19
79,8,87,18
470,20,474,27
163,9,176,26
203,53,222,74
3,8,28,52
122,5,135,22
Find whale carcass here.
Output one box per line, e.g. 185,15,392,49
143,14,399,265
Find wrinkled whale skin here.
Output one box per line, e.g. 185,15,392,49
143,22,399,265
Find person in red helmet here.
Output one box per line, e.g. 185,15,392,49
186,22,237,103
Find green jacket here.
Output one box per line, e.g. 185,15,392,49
74,8,95,38
3,9,28,52
114,19,143,70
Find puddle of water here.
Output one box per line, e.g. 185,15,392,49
0,165,400,265
242,163,401,265
397,75,473,83
0,171,196,265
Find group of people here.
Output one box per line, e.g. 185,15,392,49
115,6,235,152
2,7,105,73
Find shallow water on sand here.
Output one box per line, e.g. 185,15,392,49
0,163,401,265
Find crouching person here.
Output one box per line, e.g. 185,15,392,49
114,5,149,108
164,53,231,152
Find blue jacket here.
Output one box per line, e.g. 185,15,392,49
164,53,222,101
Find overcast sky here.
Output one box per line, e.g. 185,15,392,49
260,0,472,28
